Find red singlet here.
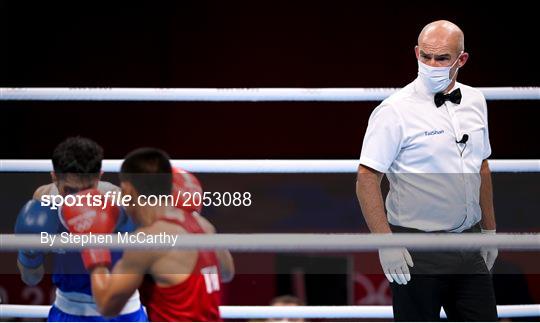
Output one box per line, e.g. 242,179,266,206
140,212,221,321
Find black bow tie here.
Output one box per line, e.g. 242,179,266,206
434,88,462,107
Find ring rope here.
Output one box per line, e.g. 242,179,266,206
0,304,538,319
1,87,539,101
1,159,539,173
2,87,538,319
2,233,539,252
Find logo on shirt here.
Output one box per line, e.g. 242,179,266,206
424,130,445,136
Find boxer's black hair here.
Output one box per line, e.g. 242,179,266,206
269,295,305,306
52,136,103,180
120,148,172,196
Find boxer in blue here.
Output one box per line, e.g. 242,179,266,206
15,137,147,322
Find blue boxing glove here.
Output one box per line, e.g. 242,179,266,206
115,206,137,233
14,200,60,268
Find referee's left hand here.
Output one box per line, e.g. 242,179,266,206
480,229,498,270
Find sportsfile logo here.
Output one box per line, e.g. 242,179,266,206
424,129,444,136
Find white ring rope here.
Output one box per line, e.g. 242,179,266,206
0,304,538,319
2,233,539,252
1,87,539,101
1,159,539,173
1,87,537,320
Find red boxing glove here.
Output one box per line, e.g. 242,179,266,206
61,189,119,270
172,167,203,213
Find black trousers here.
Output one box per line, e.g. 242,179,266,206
389,224,498,322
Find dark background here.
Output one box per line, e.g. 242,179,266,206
1,1,539,159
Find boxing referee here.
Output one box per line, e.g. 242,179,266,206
356,20,498,321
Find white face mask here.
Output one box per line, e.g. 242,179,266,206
418,52,462,93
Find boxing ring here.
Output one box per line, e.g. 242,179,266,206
1,86,539,319
1,303,539,319
1,232,540,319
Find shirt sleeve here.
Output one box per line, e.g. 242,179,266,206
359,103,404,173
481,96,492,159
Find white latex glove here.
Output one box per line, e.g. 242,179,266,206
480,229,498,270
378,248,414,285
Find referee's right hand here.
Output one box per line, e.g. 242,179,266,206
378,248,414,285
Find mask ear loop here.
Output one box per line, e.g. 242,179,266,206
448,51,465,157
449,51,464,81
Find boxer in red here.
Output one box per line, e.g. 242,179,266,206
64,148,234,321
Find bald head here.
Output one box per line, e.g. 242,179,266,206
418,20,464,55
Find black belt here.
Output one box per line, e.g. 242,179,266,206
389,223,481,234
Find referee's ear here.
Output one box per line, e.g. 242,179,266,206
457,51,469,68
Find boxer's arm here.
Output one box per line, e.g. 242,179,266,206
17,260,44,286
91,249,153,317
33,184,53,200
356,164,391,233
16,195,57,286
18,185,51,285
216,250,234,283
195,213,235,282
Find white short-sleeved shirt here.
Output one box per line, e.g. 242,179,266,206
359,78,491,232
